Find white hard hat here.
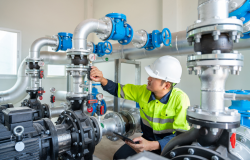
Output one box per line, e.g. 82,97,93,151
145,56,182,83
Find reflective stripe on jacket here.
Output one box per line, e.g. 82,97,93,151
117,84,190,134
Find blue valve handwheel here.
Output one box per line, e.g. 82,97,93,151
161,28,172,46
102,41,113,54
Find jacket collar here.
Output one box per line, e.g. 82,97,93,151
148,90,172,104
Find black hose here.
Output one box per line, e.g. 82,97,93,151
161,128,200,157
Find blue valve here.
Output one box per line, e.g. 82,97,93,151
56,32,73,51
91,85,107,116
143,28,172,51
229,0,250,39
93,41,113,57
105,13,134,45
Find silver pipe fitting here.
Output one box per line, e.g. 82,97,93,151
29,37,58,60
73,19,110,50
0,59,29,105
198,0,229,21
54,91,67,101
40,51,70,65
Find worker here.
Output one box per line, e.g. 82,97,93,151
90,55,190,159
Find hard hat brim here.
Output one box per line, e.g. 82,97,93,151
145,65,163,80
145,65,181,83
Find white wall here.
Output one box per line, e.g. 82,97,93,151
0,0,86,106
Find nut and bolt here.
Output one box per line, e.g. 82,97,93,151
72,154,76,158
73,142,78,146
66,117,70,121
192,124,201,129
79,142,82,146
77,153,81,157
71,128,76,132
188,148,194,155
45,130,50,135
210,128,219,135
170,151,176,158
211,155,219,160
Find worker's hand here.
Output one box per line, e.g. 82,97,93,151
90,66,108,86
125,137,160,153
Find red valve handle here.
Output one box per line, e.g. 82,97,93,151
39,96,43,100
100,106,104,115
38,90,45,94
52,96,55,103
230,133,236,149
88,99,98,104
40,70,44,78
87,107,93,113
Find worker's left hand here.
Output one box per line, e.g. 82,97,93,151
125,137,159,153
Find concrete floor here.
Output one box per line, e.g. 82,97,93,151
94,133,143,160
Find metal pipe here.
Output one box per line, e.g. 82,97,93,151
55,91,67,101
73,19,109,50
48,106,67,118
39,31,250,64
29,37,58,59
0,59,29,104
55,124,71,154
40,51,70,65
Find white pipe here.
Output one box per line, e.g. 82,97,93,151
29,37,58,60
40,51,70,65
0,59,29,104
54,91,67,101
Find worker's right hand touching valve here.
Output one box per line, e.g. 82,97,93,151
90,66,108,86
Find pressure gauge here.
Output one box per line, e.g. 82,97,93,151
88,53,96,62
96,93,103,101
50,87,56,93
38,61,45,67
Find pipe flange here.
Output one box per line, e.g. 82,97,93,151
187,59,244,68
187,53,244,62
187,106,241,123
96,17,113,41
66,65,88,74
66,49,90,59
25,69,40,75
187,18,243,33
25,57,42,63
187,116,240,129
120,108,141,137
128,108,141,133
187,24,242,42
131,29,148,49
103,112,126,141
89,116,102,145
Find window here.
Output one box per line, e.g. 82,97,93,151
46,46,66,77
0,28,21,76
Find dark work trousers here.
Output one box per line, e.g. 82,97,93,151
113,143,161,160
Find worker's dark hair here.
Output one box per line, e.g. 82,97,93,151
161,80,176,90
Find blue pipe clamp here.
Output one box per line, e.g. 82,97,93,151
105,13,134,45
93,41,113,57
143,28,172,51
56,32,73,51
